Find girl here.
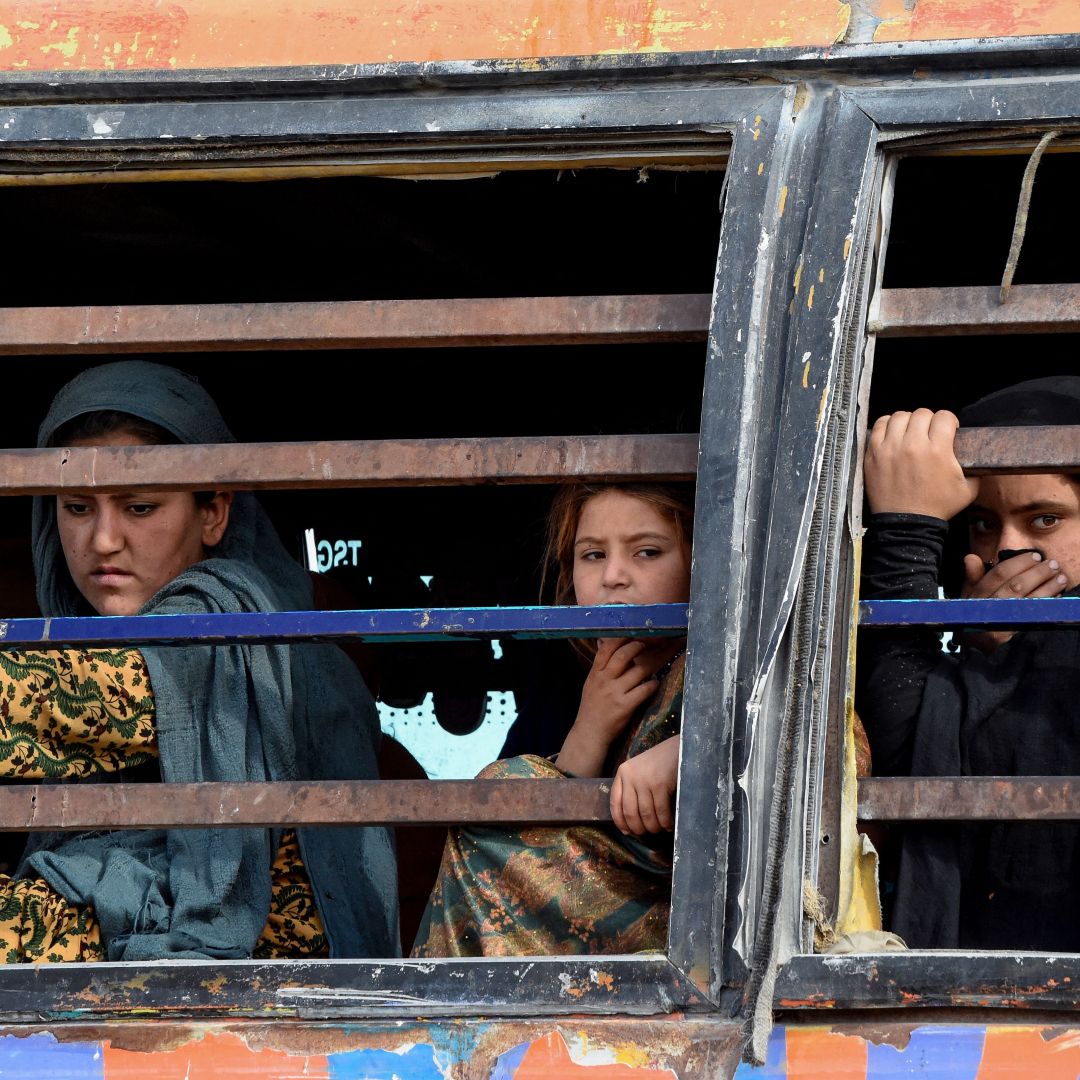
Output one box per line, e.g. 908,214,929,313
413,481,693,956
0,360,398,962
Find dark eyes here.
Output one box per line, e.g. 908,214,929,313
1032,515,1060,529
970,518,995,535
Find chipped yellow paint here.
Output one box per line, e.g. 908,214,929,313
0,25,12,49
778,184,789,217
802,360,811,388
817,267,824,283
615,1043,654,1068
793,261,803,294
843,234,853,260
202,973,228,994
757,161,764,176
817,384,829,429
807,283,815,309
752,114,762,141
41,25,79,58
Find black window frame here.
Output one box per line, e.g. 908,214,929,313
3,35,1079,1025
771,57,1080,1015
0,62,796,1023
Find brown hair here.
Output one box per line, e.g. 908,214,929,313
542,482,695,607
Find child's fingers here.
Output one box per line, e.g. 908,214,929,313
962,554,985,594
655,788,675,832
610,772,626,833
599,639,647,675
926,408,959,445
616,780,645,836
612,670,660,705
633,789,663,835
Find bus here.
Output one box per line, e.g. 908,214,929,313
0,3,1077,1076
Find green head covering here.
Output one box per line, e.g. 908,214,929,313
23,361,398,960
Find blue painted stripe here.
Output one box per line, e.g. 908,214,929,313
860,596,1080,628
489,1040,531,1080
732,1027,787,1078
328,1044,445,1080
865,1024,984,1080
0,1033,103,1079
0,603,688,648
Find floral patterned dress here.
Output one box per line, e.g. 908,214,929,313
0,648,326,962
412,653,684,957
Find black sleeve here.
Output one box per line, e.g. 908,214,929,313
855,513,949,776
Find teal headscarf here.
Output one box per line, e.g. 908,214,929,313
21,361,399,960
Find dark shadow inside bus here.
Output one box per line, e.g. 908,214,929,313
0,164,720,953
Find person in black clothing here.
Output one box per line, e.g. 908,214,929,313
857,377,1080,950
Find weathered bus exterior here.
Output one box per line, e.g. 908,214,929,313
0,3,1079,1077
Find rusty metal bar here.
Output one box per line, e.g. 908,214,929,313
0,778,612,831
0,434,697,495
870,283,1080,337
858,776,1080,822
0,294,711,353
955,425,1080,475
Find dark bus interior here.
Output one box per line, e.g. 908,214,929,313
0,164,723,947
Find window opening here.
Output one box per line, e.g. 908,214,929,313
845,144,1080,953
0,158,721,962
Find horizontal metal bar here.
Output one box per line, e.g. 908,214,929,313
871,283,1080,337
0,294,711,354
0,434,697,494
859,596,1080,629
777,952,1080,1013
955,425,1080,475
0,603,688,647
859,777,1080,822
0,778,612,832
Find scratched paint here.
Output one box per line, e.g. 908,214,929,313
0,1029,683,1079
735,1024,1080,1078
0,0,842,72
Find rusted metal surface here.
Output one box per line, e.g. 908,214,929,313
858,776,1080,822
870,284,1080,337
0,1018,744,1076
955,425,1080,475
0,295,710,354
0,434,697,495
0,777,612,831
777,952,1080,1012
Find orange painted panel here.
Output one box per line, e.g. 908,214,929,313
975,1027,1080,1079
512,1031,677,1078
872,0,1080,42
102,1031,330,1080
785,1027,869,1079
0,0,852,72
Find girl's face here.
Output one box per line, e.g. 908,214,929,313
572,491,691,607
56,430,232,616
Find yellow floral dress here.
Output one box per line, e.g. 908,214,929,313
0,648,327,962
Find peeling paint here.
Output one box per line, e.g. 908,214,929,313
0,0,874,72
778,185,789,217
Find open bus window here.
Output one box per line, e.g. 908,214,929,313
0,161,721,959
842,143,1080,953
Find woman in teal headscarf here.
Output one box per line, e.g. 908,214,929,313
0,360,398,961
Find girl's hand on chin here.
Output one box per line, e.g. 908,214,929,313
556,638,662,777
611,736,680,836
